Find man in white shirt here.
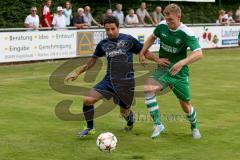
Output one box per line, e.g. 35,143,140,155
125,9,139,25
52,6,66,29
24,7,40,29
136,2,155,26
113,3,124,25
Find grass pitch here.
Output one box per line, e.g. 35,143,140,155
0,48,240,160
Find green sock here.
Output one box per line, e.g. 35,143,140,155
145,95,161,125
187,107,198,129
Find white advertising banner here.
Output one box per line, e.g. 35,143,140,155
192,26,240,48
0,25,239,63
0,30,76,63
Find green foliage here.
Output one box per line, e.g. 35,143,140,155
0,0,239,28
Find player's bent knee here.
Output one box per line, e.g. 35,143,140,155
143,85,156,94
83,96,97,105
179,100,192,113
180,101,191,107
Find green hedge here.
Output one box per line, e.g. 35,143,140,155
0,0,239,28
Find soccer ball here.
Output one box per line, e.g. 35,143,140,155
96,132,117,152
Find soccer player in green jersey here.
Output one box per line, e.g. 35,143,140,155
139,4,203,139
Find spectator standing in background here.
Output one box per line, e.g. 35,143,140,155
52,6,66,30
113,3,124,25
235,6,240,23
224,10,235,24
84,6,102,27
73,8,88,29
136,2,155,26
41,0,52,27
101,9,113,25
24,7,40,29
125,9,139,25
63,1,72,26
152,6,164,24
217,9,228,25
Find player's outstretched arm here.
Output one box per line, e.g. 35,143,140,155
170,49,203,76
65,57,97,82
139,34,157,65
143,51,170,67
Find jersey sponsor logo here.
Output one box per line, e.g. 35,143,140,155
176,38,182,45
161,33,167,37
106,49,126,58
102,40,132,58
102,41,117,52
117,40,133,52
160,41,178,53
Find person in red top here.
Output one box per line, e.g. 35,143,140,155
41,0,52,27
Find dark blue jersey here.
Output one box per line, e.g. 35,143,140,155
92,33,142,107
92,33,143,81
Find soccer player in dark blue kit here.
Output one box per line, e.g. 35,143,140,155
65,16,150,137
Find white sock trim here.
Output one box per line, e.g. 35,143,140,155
188,106,194,116
145,93,155,99
148,106,159,112
145,98,157,105
191,119,197,124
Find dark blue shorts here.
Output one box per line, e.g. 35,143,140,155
94,79,134,109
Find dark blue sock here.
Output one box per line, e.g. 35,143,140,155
83,105,94,129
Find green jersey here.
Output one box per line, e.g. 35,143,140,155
153,21,201,76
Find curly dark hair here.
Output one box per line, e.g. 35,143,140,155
103,16,119,27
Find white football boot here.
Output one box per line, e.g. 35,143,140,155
192,128,201,139
151,124,165,139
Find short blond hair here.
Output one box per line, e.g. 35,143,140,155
163,4,181,16
219,9,225,15
31,7,37,11
77,8,84,12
